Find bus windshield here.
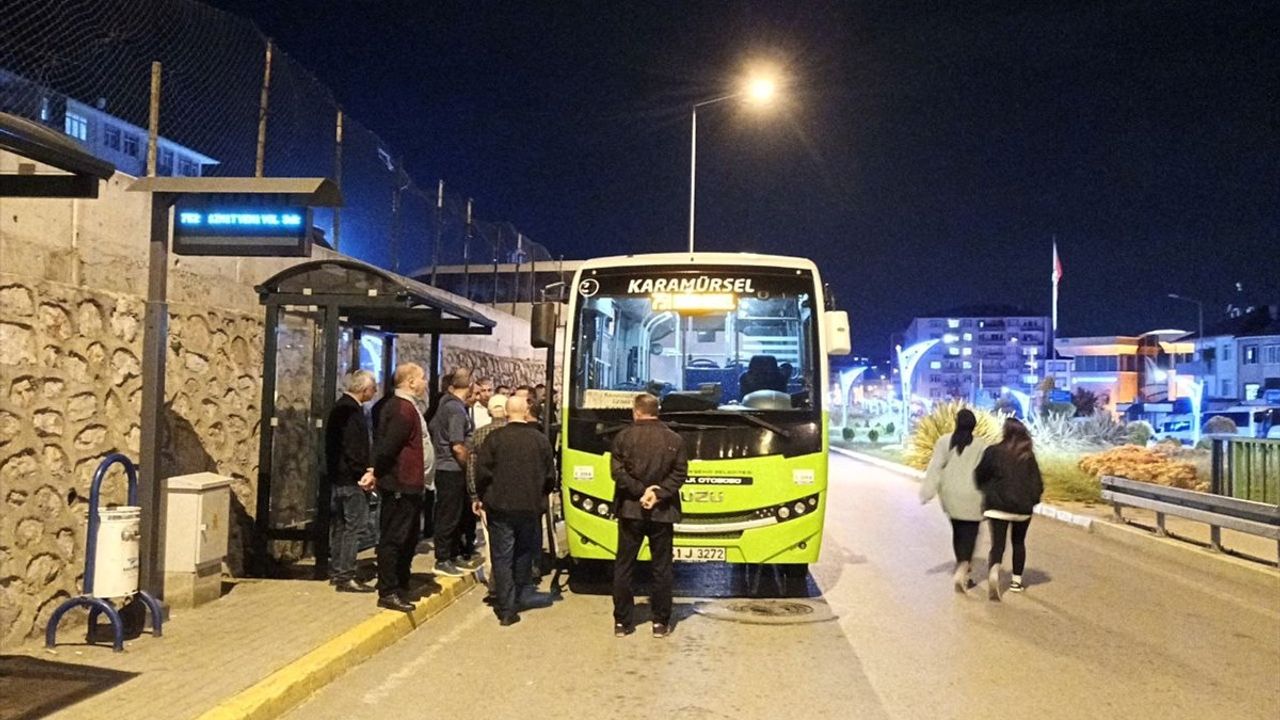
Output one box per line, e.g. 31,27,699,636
570,267,818,413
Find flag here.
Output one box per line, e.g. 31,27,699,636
1052,241,1063,285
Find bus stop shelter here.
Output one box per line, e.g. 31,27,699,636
252,258,494,577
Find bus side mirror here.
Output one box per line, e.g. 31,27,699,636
531,302,558,349
825,310,851,355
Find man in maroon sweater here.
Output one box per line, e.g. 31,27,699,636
370,363,431,611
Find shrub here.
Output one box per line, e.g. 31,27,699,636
903,400,1006,469
1078,444,1203,490
841,426,855,441
884,422,896,436
868,429,880,443
1077,411,1127,446
1204,415,1238,435
1071,388,1099,417
1039,450,1103,503
1044,402,1076,418
1125,420,1153,446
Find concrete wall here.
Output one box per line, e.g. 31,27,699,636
0,151,541,645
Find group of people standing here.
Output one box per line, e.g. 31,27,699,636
920,411,1044,600
324,363,556,625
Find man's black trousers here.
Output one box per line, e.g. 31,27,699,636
612,517,674,626
376,491,422,597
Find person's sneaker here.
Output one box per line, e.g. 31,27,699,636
952,565,968,594
652,622,670,639
457,554,484,571
614,623,632,638
1009,579,1026,593
433,560,466,578
499,614,521,627
988,565,1002,602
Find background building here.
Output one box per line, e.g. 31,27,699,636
1,69,216,177
1166,304,1280,403
901,305,1050,404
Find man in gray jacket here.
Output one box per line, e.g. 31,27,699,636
610,393,687,639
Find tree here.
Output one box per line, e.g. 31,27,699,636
868,429,880,443
1071,388,1098,417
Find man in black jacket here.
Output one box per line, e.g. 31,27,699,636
610,393,687,638
474,395,555,626
324,370,378,593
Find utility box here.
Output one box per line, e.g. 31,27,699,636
164,472,231,608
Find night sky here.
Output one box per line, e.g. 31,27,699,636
206,0,1278,358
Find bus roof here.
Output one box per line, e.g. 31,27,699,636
576,252,820,273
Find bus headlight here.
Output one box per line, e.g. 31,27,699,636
583,498,595,512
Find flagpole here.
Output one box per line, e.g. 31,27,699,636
1051,238,1060,360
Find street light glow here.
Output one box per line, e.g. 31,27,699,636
746,76,777,104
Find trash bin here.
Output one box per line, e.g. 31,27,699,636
92,506,141,598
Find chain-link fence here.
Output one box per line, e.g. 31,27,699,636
0,0,556,293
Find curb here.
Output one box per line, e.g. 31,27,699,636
831,446,924,479
833,445,1280,589
195,574,477,720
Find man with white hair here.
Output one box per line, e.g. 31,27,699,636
325,370,378,593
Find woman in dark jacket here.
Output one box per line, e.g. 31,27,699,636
974,418,1043,601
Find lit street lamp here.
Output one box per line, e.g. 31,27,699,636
1167,293,1204,361
688,70,779,253
896,339,940,440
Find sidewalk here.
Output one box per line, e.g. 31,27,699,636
3,551,477,720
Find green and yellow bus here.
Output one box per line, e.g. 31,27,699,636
558,252,850,572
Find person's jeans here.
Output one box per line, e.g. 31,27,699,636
330,484,369,583
376,491,423,597
433,470,468,563
612,518,674,627
487,511,539,620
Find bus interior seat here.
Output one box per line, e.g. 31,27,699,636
686,364,739,401
740,355,788,397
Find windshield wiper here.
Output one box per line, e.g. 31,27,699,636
659,410,792,438
594,419,720,436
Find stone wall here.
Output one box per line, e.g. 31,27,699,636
0,152,543,645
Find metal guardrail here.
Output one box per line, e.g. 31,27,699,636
1210,435,1280,505
1100,474,1280,565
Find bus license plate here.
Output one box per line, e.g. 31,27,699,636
674,546,726,562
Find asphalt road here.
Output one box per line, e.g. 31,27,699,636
285,453,1280,720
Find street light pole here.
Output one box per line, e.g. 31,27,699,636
688,104,698,253
687,74,778,253
688,94,736,254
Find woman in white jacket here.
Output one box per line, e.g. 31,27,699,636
919,409,990,593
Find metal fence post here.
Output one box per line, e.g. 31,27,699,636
146,62,161,176
1211,437,1224,495
333,108,343,252
255,40,273,177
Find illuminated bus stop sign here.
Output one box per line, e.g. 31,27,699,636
173,197,313,256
